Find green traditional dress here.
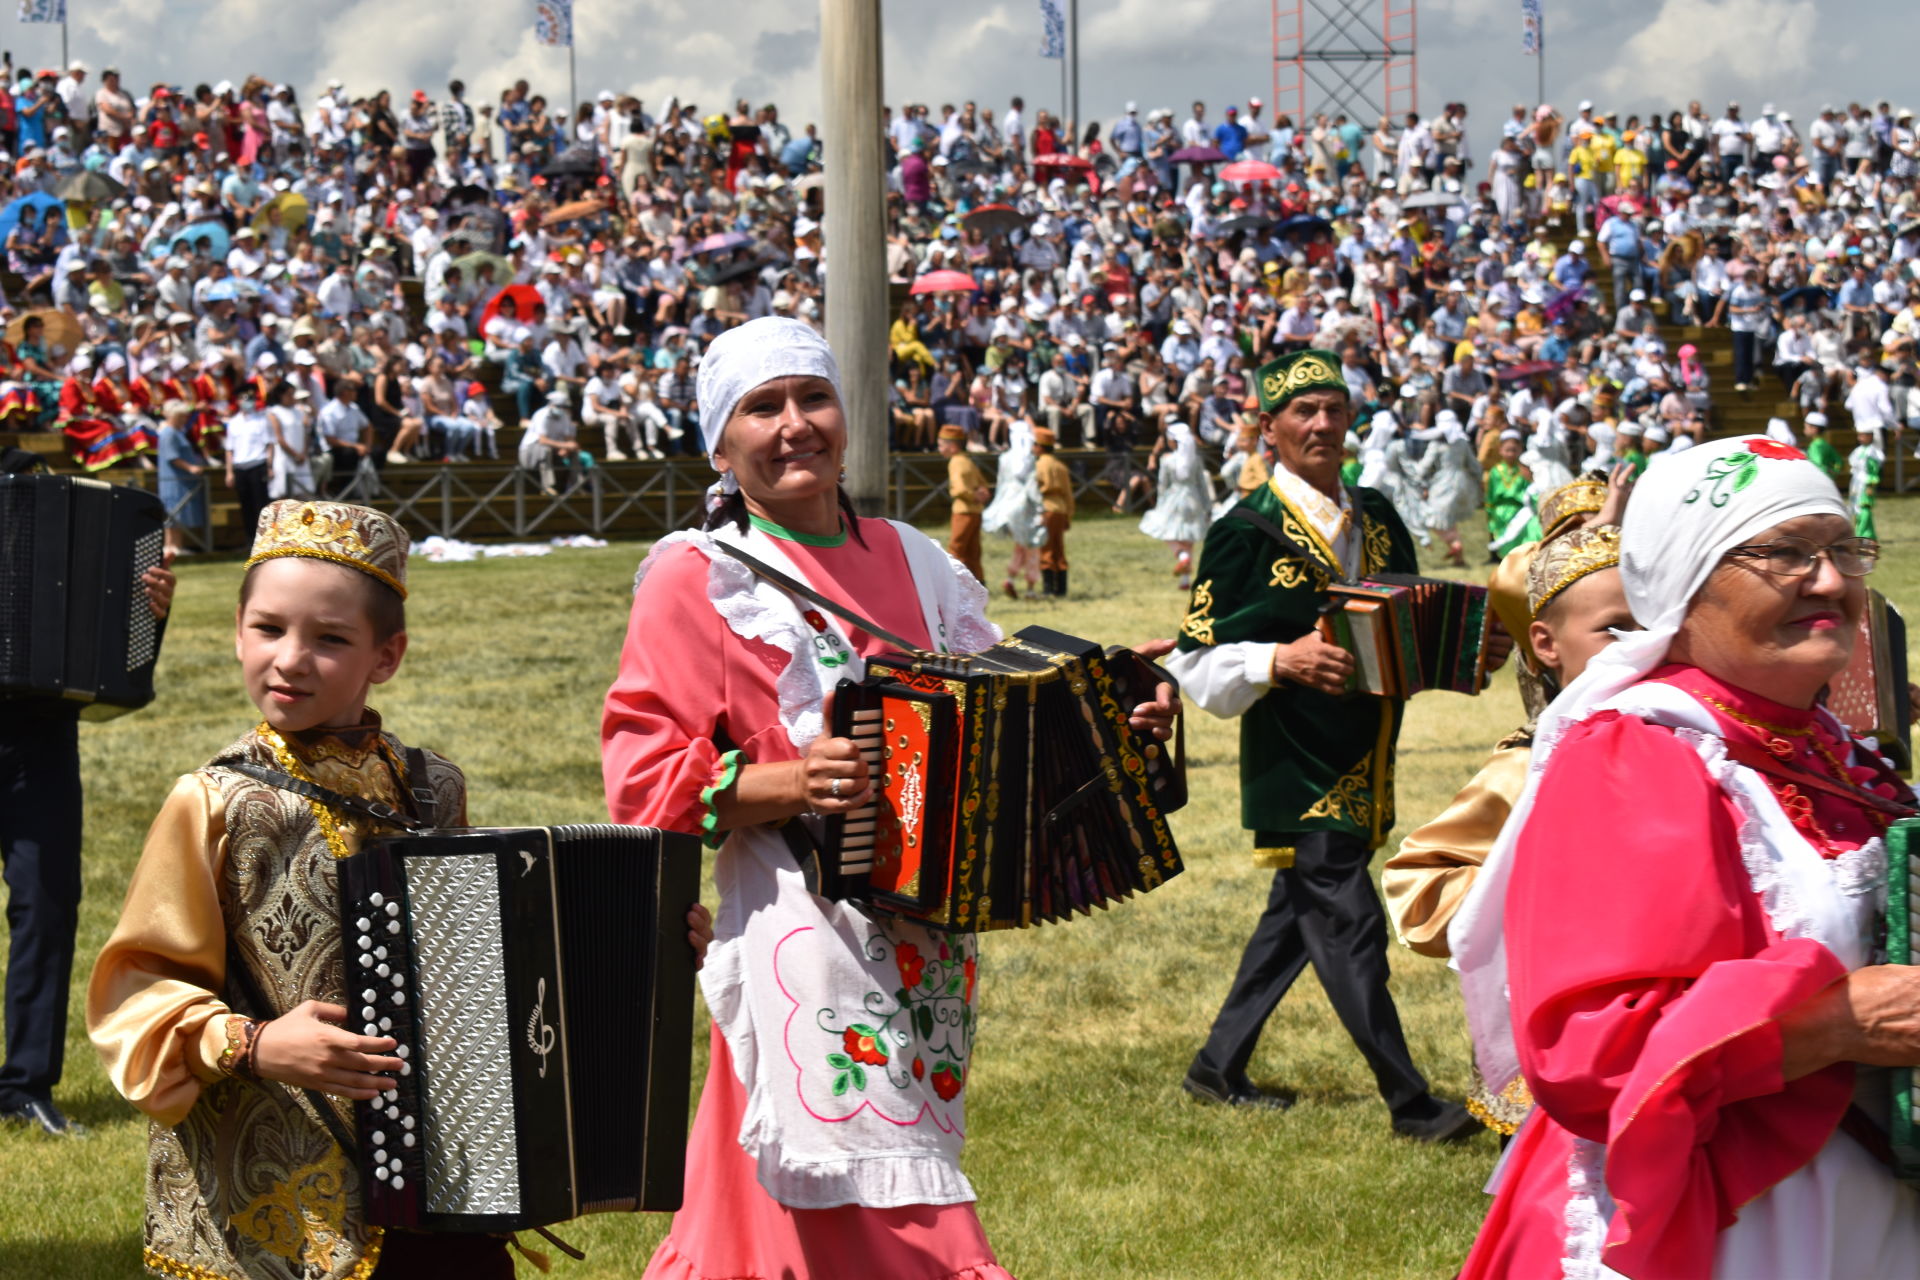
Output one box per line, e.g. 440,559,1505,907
1341,456,1362,486
1848,443,1883,539
1484,461,1530,551
1617,447,1648,481
1806,433,1845,485
1174,472,1419,865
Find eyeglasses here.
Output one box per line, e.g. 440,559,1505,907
1723,535,1880,578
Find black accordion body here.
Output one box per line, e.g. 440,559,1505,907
337,824,700,1231
0,474,166,717
821,625,1186,932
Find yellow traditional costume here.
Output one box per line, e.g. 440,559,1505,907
87,502,468,1280
1382,477,1617,1134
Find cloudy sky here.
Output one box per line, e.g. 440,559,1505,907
17,0,1895,156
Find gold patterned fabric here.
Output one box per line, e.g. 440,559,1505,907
1536,473,1609,543
1382,735,1532,958
88,721,466,1280
1254,347,1347,413
247,501,411,599
1527,524,1621,615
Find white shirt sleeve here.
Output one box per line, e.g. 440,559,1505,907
1160,642,1280,720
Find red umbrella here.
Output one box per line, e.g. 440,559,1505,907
1220,159,1281,183
1033,153,1093,172
962,203,1026,236
1168,145,1226,165
480,284,546,331
910,270,979,295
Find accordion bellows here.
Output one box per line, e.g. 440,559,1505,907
0,474,166,717
338,824,701,1231
822,625,1187,931
1886,820,1920,1181
1321,573,1494,698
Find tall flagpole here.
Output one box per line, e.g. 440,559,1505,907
1537,7,1545,107
1068,0,1078,152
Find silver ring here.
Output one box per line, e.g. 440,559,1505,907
830,777,843,798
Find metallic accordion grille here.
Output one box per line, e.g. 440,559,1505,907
127,529,162,671
403,855,523,1217
0,486,34,680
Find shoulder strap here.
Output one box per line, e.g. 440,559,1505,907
1720,737,1918,821
1226,503,1353,587
712,539,925,655
220,760,431,833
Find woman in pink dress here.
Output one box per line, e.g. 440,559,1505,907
603,317,1172,1279
1451,435,1920,1278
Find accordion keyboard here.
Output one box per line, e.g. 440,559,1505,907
837,706,884,875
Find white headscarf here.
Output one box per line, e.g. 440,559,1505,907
1450,435,1851,1093
695,316,844,492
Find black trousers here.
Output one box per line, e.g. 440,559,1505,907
0,707,82,1108
1191,829,1430,1115
233,461,271,541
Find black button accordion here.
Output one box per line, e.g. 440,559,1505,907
0,474,166,718
337,824,701,1231
822,624,1187,932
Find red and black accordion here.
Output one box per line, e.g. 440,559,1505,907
0,474,166,718
337,824,700,1231
822,625,1186,932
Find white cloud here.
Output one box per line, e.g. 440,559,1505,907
1594,0,1818,106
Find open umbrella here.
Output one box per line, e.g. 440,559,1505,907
1399,189,1462,210
7,307,82,359
687,231,754,258
443,204,508,253
1219,159,1281,183
56,169,126,203
697,257,774,287
204,277,262,303
1274,213,1333,238
1215,213,1274,235
481,283,545,331
444,183,492,209
540,195,612,228
1034,153,1094,172
168,219,230,260
910,270,979,295
962,204,1025,236
1494,360,1560,384
0,191,64,246
253,190,310,234
451,251,511,287
1167,145,1227,165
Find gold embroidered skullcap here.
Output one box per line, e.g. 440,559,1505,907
1255,347,1347,412
247,500,409,599
1536,472,1610,543
1527,523,1621,616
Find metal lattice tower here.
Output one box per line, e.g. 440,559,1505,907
1271,0,1416,129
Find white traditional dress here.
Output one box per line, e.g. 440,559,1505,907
1139,423,1215,544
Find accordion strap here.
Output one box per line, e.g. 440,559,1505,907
1719,737,1918,821
1227,502,1354,589
713,539,925,654
223,757,435,833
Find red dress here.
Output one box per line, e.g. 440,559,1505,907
1459,666,1917,1278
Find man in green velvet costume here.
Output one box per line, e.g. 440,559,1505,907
1161,347,1482,1142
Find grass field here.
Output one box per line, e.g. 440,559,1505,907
5,496,1917,1279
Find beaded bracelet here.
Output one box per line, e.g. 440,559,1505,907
239,1018,267,1082
217,1015,254,1079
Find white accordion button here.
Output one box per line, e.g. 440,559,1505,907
369,893,384,907
355,917,370,932
371,1131,385,1145
399,1061,411,1076
402,1132,416,1148
358,954,373,969
356,936,372,951
391,1175,405,1190
375,964,391,978
361,1005,376,1021
384,1103,399,1119
375,1165,390,1182
384,901,401,918
363,1023,378,1036
386,921,401,935
389,972,404,988
390,991,405,1006
395,1045,409,1060
361,988,376,1003
379,1017,392,1032
383,1087,398,1100
400,1115,415,1131
374,947,388,960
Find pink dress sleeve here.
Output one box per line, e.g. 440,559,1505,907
600,543,790,839
1506,712,1853,1278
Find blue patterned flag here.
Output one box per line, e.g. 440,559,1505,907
534,0,573,48
1038,0,1064,59
1520,0,1541,55
18,0,65,22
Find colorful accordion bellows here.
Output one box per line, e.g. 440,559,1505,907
1319,573,1494,698
1827,590,1911,775
1886,819,1920,1181
821,625,1187,932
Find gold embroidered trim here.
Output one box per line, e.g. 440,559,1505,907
142,1230,383,1280
1251,845,1297,869
247,546,409,600
1302,756,1374,826
245,502,408,598
258,724,351,861
1179,579,1217,645
1257,351,1345,410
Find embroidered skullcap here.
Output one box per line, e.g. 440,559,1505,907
1253,347,1346,413
247,500,409,598
937,423,967,442
1452,436,1848,1097
696,317,843,491
1527,523,1621,616
1536,472,1609,542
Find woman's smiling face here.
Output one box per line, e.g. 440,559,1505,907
712,375,846,506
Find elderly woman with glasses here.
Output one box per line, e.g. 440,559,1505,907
1451,435,1920,1279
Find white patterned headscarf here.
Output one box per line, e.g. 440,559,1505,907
1451,435,1850,1094
695,316,844,492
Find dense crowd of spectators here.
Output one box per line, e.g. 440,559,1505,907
0,55,1915,535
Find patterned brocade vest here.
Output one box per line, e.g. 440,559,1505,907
143,727,465,1280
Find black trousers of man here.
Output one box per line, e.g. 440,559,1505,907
233,460,271,538
0,706,83,1111
1190,828,1430,1116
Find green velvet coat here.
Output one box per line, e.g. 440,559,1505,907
1176,475,1419,856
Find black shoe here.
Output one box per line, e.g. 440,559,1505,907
1,1097,87,1138
1390,1098,1478,1143
1182,1067,1294,1111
